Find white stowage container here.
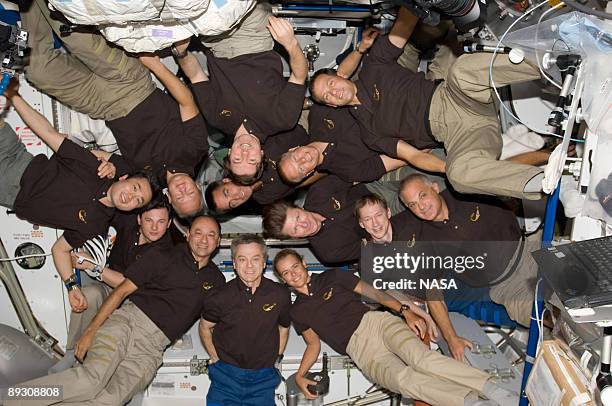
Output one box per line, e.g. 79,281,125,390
47,0,255,52
101,0,255,52
47,0,211,25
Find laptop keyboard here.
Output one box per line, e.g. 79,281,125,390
567,237,612,289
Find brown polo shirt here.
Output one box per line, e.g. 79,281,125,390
417,190,521,284
308,104,386,182
107,212,174,273
304,175,369,264
124,243,225,342
202,276,291,369
390,209,421,243
193,50,306,143
13,139,115,249
106,88,209,179
253,125,310,205
291,269,369,355
349,35,439,157
417,190,520,242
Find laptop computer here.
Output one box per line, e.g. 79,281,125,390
532,235,612,323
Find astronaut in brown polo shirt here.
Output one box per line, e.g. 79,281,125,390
262,175,369,264
21,1,208,217
309,6,546,200
278,102,444,185
5,214,224,406
355,193,480,362
274,249,519,406
176,16,308,186
200,235,291,405
203,125,311,214
66,198,174,352
355,193,420,245
399,174,539,349
1,84,159,316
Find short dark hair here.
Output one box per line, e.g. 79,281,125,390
122,169,162,213
273,248,303,277
230,234,267,260
223,155,265,186
354,193,389,220
204,180,223,214
277,152,302,185
140,194,173,220
262,200,297,239
308,68,338,103
127,169,161,194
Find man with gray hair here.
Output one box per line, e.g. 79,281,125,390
199,234,291,405
399,173,539,359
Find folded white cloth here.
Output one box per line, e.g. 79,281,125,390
542,143,567,194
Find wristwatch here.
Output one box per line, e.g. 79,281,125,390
64,274,80,292
171,44,189,59
398,303,411,314
356,44,367,55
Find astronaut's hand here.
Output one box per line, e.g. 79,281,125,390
68,287,88,313
97,157,116,179
267,17,298,50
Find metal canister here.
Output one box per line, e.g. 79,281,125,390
286,372,325,406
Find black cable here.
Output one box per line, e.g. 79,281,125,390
563,0,612,20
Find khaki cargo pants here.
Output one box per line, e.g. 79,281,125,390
346,311,489,406
20,0,155,121
201,1,274,59
489,230,542,327
429,53,544,199
6,302,170,405
0,121,33,209
65,283,112,351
